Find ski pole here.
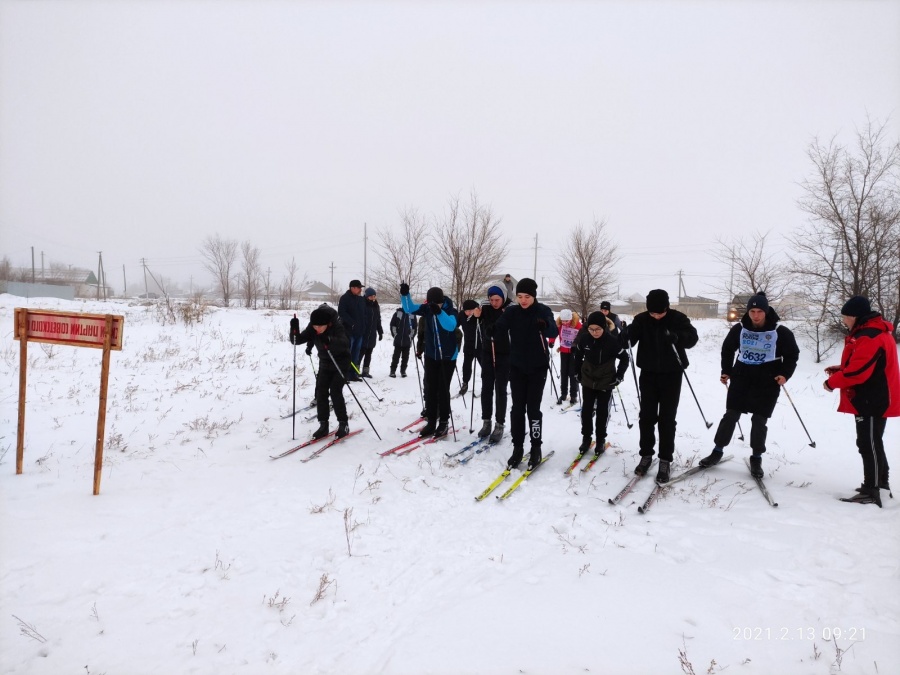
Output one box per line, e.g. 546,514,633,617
454,364,467,409
670,343,713,429
292,340,297,440
782,386,816,448
325,348,381,441
350,361,384,402
616,386,633,429
308,350,317,377
539,330,560,401
626,338,641,405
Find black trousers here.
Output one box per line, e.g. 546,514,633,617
461,350,481,384
509,365,547,448
423,357,455,422
638,370,683,461
361,346,374,369
855,415,889,488
714,409,769,454
390,346,410,373
480,352,510,423
581,387,613,442
559,351,579,401
315,369,348,424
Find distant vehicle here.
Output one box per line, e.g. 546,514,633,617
726,294,753,321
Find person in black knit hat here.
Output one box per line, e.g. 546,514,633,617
399,282,460,438
494,278,558,470
625,289,698,483
472,285,514,443
699,291,800,478
292,305,352,439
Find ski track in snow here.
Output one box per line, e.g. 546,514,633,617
1,296,898,674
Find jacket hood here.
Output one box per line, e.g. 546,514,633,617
740,305,780,330
852,312,893,335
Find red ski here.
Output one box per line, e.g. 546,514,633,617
270,431,337,460
300,429,363,462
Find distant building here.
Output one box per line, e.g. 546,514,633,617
300,280,336,303
678,295,719,319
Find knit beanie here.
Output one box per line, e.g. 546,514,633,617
515,277,538,297
646,289,670,313
600,301,611,311
309,307,331,326
426,287,444,304
840,295,871,317
746,292,769,312
586,311,606,329
560,309,573,321
364,287,376,298
487,285,505,300
462,299,479,311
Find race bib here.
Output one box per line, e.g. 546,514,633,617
737,328,777,365
560,324,579,349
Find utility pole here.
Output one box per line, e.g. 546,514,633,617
533,234,538,280
122,265,127,297
31,247,35,283
141,258,149,297
97,252,103,300
363,222,367,286
41,251,44,281
330,261,336,295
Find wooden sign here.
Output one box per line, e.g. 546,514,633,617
14,308,125,495
14,308,123,350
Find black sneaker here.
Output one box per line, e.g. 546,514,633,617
856,480,892,493
840,489,883,508
401,371,407,378
749,455,763,478
699,450,724,468
656,460,671,484
336,421,350,438
507,445,524,470
419,420,437,437
570,395,578,405
488,423,504,444
578,436,593,453
556,396,565,405
635,456,653,476
434,420,449,438
528,447,542,470
389,371,397,378
312,422,330,440
477,419,492,438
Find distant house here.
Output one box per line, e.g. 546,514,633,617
678,295,719,319
300,280,335,303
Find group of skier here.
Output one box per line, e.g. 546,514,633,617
290,277,899,508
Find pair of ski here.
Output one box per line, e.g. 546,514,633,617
563,441,612,475
269,429,363,461
379,431,449,457
475,451,556,502
446,436,501,465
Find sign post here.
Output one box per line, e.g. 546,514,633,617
14,308,124,495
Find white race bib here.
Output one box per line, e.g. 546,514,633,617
737,328,777,365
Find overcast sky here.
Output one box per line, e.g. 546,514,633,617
1,0,898,300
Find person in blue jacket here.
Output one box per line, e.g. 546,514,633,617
400,283,459,438
494,278,558,469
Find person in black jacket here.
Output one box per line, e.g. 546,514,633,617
573,312,630,456
400,283,459,438
360,288,383,378
388,308,417,377
625,289,699,483
472,285,514,443
700,292,800,477
338,279,366,380
292,305,352,439
599,300,624,335
494,278,559,469
458,299,481,396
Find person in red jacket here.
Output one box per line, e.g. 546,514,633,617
824,296,900,507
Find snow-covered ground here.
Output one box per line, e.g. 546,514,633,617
1,294,898,675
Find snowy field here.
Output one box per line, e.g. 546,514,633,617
1,294,898,675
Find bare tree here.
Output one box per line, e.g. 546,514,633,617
370,207,431,301
433,191,508,303
239,240,262,308
279,256,306,310
790,117,900,341
711,230,791,302
200,234,239,305
554,219,621,318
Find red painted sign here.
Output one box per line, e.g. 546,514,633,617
14,308,124,350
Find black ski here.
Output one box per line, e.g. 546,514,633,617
745,458,778,507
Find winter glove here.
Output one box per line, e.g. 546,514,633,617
614,377,623,386
536,318,547,331
548,338,555,347
378,333,383,341
399,282,410,296
305,344,313,356
429,303,442,315
665,329,678,345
